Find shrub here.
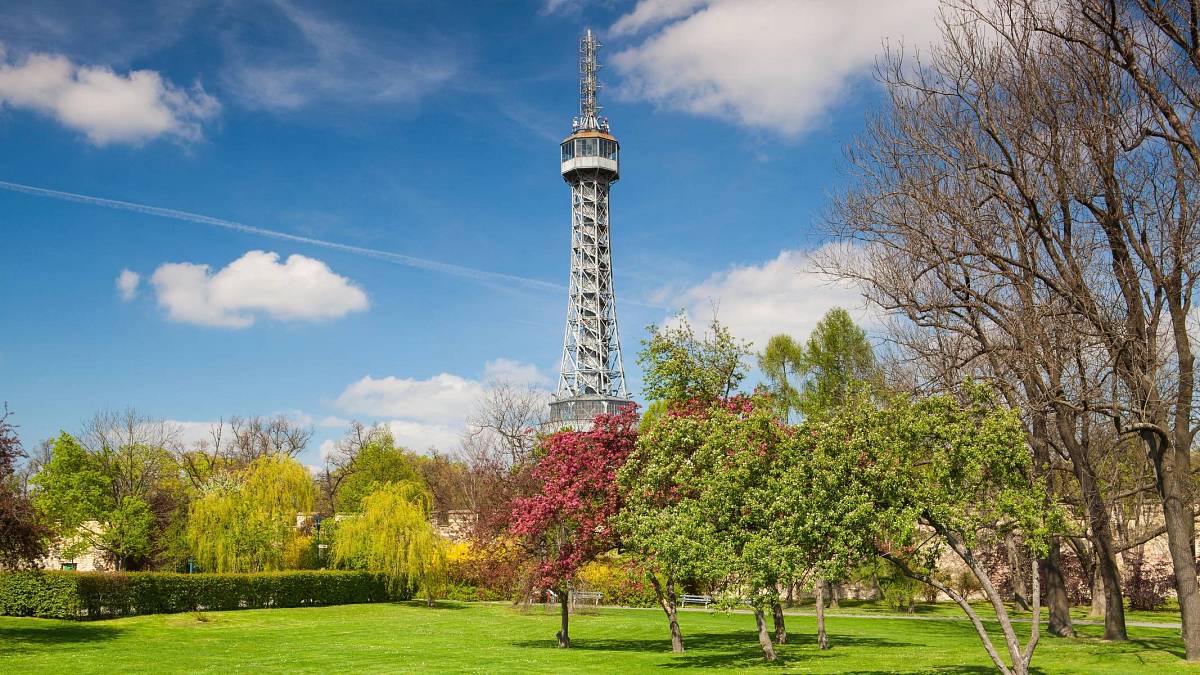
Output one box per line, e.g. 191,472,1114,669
0,570,410,620
1125,550,1173,611
444,540,527,600
576,554,657,608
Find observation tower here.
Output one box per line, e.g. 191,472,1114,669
547,29,632,429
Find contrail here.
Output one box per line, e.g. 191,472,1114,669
0,179,562,293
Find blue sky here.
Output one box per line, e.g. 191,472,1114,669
0,0,941,466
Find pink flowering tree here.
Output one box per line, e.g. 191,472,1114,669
509,406,638,648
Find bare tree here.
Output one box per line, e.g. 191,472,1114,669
455,381,549,539
81,407,182,504
817,0,1200,645
227,415,312,463
316,421,387,513
463,382,549,468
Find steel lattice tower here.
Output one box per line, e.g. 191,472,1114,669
548,29,632,429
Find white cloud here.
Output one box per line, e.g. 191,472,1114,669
318,415,350,429
149,250,369,329
0,47,218,145
116,268,140,301
662,243,875,349
609,0,942,137
222,2,455,111
318,438,338,460
483,358,551,387
334,373,484,423
165,419,230,450
332,358,548,454
384,420,462,454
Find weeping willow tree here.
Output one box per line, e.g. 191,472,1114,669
187,454,315,572
332,480,447,606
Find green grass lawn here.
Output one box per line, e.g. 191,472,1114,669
0,601,1193,673
803,598,1182,626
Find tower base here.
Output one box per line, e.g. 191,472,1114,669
545,394,634,432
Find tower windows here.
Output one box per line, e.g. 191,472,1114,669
563,137,619,163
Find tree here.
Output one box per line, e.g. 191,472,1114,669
795,385,1059,675
510,407,637,648
618,404,729,654
179,414,313,489
332,429,423,513
639,315,752,405
759,308,879,644
332,480,446,606
33,433,120,565
692,397,796,661
186,454,315,572
817,0,1200,641
0,405,47,568
791,308,878,419
757,334,804,422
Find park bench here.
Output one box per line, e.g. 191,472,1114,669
570,590,603,609
681,594,713,608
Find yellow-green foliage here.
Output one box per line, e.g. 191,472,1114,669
186,455,315,573
332,481,446,604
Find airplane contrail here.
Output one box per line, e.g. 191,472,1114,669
0,179,563,293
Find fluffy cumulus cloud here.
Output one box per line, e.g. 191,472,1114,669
334,373,485,423
483,358,551,387
332,359,548,453
609,0,942,137
116,268,140,301
149,250,369,328
0,46,218,145
661,243,875,349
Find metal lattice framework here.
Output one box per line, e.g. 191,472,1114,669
550,29,630,426
559,172,627,398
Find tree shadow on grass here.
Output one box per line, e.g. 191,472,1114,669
0,623,125,656
394,601,469,610
849,662,1017,667
512,631,913,669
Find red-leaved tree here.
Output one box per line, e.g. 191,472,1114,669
510,406,637,648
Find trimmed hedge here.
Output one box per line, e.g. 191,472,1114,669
0,570,410,620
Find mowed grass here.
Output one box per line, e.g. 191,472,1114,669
0,601,1194,674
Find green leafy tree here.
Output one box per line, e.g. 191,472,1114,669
186,454,315,572
618,407,728,654
33,433,119,563
757,334,804,422
639,315,752,405
795,308,876,416
101,496,156,564
335,432,423,513
778,385,1058,675
332,480,446,606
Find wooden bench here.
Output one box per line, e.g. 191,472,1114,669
681,594,713,608
570,590,603,606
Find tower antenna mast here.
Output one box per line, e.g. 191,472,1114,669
574,28,608,133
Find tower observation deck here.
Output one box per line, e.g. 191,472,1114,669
547,28,633,429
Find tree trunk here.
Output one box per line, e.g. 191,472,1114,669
827,580,840,609
649,575,684,653
1089,564,1106,618
1056,415,1127,640
753,604,778,661
557,587,571,648
1005,534,1031,612
771,597,787,644
1149,434,1200,660
1040,538,1075,637
815,579,829,650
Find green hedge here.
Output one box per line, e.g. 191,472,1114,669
0,570,411,619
